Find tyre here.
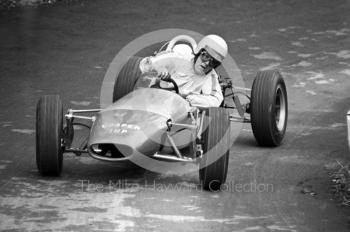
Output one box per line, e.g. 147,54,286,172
199,108,231,191
112,56,143,102
36,95,64,176
251,70,288,146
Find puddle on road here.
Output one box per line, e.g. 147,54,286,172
252,52,282,61
312,28,350,36
330,123,346,128
306,90,317,96
0,176,299,231
324,50,350,59
11,129,35,135
307,71,325,80
143,213,233,223
183,204,201,212
272,154,323,166
293,61,313,67
248,47,261,50
70,101,92,106
291,41,304,47
315,56,328,60
302,71,336,85
339,69,350,76
315,79,334,85
0,178,139,231
277,26,300,32
228,38,248,43
1,121,13,128
334,50,350,59
260,63,281,71
297,53,312,58
298,37,309,41
0,160,12,164
292,82,306,88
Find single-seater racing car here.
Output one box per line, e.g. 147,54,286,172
36,35,288,191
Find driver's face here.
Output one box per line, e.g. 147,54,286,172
193,50,216,75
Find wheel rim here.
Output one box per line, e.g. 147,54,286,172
275,86,286,132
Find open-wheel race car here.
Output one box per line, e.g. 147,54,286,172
36,35,288,191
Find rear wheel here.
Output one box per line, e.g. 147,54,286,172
36,95,64,176
251,70,288,146
112,56,143,102
199,108,231,191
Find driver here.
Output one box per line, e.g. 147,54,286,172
138,34,228,108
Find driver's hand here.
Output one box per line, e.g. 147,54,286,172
186,94,207,108
158,71,172,82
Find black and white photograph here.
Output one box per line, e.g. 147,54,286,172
0,0,349,231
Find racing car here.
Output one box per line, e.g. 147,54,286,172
36,35,288,191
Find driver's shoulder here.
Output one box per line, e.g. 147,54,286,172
150,52,192,73
152,51,192,62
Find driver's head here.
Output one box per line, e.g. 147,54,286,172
193,34,228,75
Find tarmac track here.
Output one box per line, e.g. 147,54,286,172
0,0,350,231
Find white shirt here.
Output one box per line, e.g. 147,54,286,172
139,51,223,108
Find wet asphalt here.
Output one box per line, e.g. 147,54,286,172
0,0,350,231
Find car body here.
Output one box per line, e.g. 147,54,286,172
35,35,288,191
88,88,195,161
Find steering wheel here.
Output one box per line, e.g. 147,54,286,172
150,76,179,94
165,35,197,53
162,77,179,94
134,70,179,94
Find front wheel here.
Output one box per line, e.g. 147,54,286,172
36,95,64,176
250,70,288,146
199,108,231,191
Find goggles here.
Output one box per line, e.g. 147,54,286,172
200,50,221,67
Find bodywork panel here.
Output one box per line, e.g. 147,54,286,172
88,88,193,157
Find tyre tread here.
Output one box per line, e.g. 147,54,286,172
251,70,288,146
36,95,63,176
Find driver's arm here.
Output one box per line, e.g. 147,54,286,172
186,71,223,108
139,52,179,74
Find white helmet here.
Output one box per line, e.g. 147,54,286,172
195,34,228,63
